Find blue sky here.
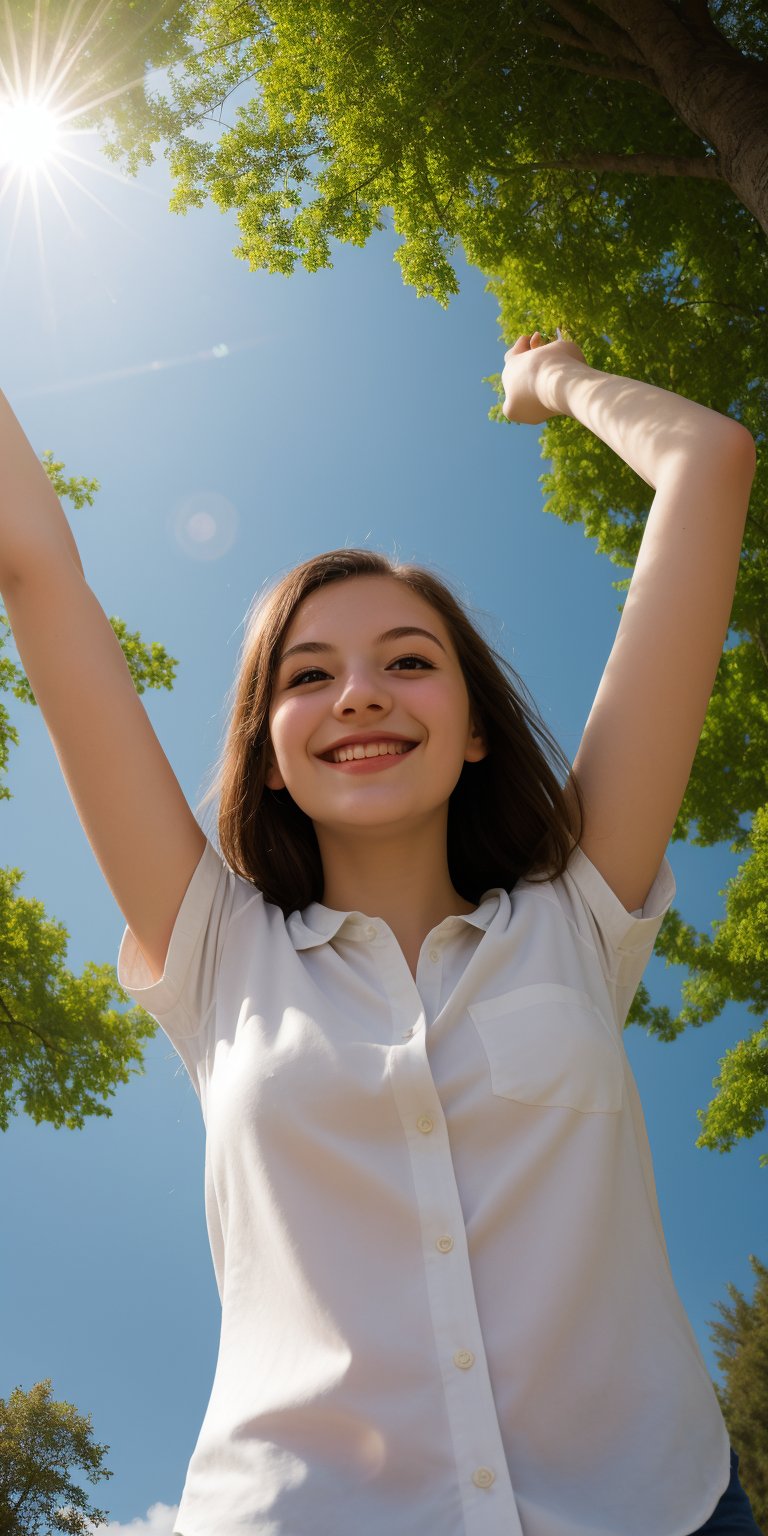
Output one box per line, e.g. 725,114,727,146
1,75,765,1533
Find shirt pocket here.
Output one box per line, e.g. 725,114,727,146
467,983,623,1113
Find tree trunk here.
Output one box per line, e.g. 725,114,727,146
594,0,768,236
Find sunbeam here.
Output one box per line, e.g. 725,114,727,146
51,152,155,233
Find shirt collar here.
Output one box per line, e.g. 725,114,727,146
286,889,506,952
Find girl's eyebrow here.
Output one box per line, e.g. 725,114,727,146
278,626,447,667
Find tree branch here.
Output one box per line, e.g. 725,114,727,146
661,296,764,315
434,48,496,108
523,14,606,53
543,0,647,66
536,46,664,93
678,0,723,40
752,626,768,675
488,150,725,180
0,988,67,1057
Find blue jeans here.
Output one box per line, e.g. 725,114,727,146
687,1446,763,1534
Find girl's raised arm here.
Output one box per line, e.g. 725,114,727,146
0,389,206,983
502,335,757,914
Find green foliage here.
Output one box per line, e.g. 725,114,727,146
0,863,156,1131
96,0,519,302
708,1254,768,1526
79,2,768,310
0,618,20,807
37,450,100,512
627,803,768,1166
0,460,175,1130
0,1379,112,1534
3,610,177,716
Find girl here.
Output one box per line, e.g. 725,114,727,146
1,333,761,1536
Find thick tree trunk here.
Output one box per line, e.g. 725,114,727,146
592,0,768,236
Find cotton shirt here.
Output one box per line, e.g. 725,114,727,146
117,837,730,1536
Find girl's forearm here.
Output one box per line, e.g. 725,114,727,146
536,355,752,487
0,389,85,589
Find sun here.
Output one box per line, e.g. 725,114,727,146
0,96,63,172
0,4,150,269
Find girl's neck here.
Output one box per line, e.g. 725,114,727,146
315,817,476,942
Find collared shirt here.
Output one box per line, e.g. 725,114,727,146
117,838,730,1536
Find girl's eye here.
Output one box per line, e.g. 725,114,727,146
287,655,434,687
288,668,328,686
389,654,434,671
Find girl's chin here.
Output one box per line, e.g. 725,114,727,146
308,802,447,839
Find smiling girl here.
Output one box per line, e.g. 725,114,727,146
0,332,761,1536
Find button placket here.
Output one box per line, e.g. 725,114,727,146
385,1021,523,1536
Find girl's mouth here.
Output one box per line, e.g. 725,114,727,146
320,741,419,773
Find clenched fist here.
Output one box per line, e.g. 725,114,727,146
501,331,587,425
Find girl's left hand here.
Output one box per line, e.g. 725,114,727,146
501,331,588,425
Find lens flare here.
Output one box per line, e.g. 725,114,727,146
171,492,239,563
0,3,159,285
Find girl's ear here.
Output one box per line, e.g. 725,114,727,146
465,718,488,763
264,755,286,790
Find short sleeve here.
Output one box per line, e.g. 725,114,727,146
557,844,676,1030
117,837,253,1042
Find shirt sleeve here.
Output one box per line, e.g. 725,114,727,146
558,843,677,1031
116,837,253,1043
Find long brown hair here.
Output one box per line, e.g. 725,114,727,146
196,548,583,915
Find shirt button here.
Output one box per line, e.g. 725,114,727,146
472,1467,495,1489
365,924,377,940
453,1349,475,1370
429,946,441,962
436,1235,454,1253
416,1116,434,1135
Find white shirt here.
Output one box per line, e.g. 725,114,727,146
118,837,730,1536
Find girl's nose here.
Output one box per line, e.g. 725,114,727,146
333,670,390,714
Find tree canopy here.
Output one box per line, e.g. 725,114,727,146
708,1252,768,1526
0,1378,112,1534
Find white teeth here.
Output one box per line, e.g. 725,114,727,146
331,740,412,763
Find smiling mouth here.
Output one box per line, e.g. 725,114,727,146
322,741,418,764
320,741,419,770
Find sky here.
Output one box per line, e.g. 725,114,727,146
0,57,765,1535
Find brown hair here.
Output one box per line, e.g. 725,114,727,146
196,548,583,915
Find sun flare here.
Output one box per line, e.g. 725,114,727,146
0,0,151,280
0,96,63,171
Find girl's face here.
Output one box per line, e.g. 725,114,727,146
266,575,487,835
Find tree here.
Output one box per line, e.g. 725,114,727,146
3,0,767,1161
0,1379,112,1534
0,457,176,1128
708,1252,768,1528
